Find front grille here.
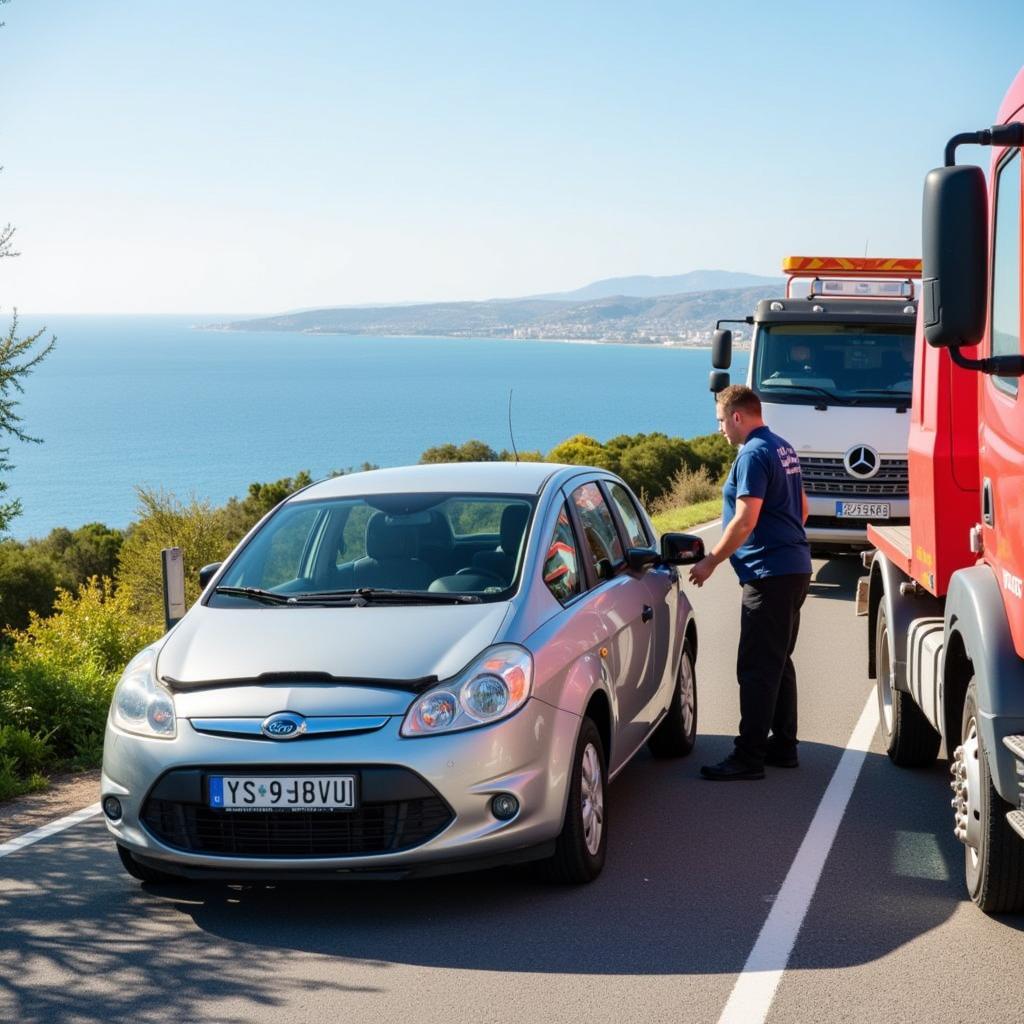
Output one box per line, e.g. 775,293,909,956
142,768,453,857
800,456,908,497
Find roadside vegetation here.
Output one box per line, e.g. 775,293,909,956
0,434,732,800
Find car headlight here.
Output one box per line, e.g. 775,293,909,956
110,644,176,739
401,644,533,737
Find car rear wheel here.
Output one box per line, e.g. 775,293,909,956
648,639,697,758
537,717,607,884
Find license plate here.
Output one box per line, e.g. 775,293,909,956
835,501,890,519
208,775,357,811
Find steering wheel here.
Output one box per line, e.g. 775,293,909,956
454,567,507,585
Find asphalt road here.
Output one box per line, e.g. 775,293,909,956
3,534,1023,1024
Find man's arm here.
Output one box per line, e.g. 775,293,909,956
801,489,809,525
688,495,763,587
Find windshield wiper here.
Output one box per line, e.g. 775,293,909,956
213,586,295,606
291,588,482,605
760,382,851,404
851,388,912,396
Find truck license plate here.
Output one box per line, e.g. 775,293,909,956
208,775,357,811
835,501,890,519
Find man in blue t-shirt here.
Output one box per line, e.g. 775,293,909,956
688,384,812,780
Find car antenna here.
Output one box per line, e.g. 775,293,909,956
508,387,519,463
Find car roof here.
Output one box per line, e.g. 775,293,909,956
297,461,576,501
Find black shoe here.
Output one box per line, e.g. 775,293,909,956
700,756,765,781
764,748,799,769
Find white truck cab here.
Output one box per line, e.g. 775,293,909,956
710,257,919,552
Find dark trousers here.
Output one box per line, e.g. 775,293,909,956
734,572,811,766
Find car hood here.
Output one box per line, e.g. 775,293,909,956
157,602,512,716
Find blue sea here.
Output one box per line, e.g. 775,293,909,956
4,315,748,540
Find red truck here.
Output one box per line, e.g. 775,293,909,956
859,68,1024,912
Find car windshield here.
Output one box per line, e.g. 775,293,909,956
208,492,536,608
753,323,914,406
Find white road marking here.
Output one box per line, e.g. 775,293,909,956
716,689,880,1024
0,803,101,859
691,519,722,534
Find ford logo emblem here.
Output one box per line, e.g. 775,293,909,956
261,713,307,740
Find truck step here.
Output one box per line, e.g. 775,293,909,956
1007,810,1024,842
1003,734,1024,762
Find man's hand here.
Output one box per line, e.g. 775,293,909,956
688,556,717,588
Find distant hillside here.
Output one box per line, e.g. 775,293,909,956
526,270,784,301
214,284,779,343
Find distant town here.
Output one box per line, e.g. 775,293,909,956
212,271,780,346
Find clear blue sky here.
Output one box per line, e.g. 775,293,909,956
2,0,1023,314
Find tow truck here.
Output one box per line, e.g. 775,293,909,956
859,69,1024,912
710,256,920,553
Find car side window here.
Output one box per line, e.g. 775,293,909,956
571,482,625,581
992,148,1021,397
543,504,582,603
607,482,649,548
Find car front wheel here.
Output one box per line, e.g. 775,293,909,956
538,717,607,884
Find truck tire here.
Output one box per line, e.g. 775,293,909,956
875,604,940,766
537,717,607,884
955,682,1024,913
647,640,697,758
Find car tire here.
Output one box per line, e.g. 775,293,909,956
957,682,1024,913
116,843,177,884
875,604,940,766
647,640,697,758
537,717,607,884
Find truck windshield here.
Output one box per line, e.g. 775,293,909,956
753,323,914,405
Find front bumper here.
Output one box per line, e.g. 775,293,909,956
101,698,579,877
805,496,910,545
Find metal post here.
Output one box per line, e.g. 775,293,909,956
161,547,186,632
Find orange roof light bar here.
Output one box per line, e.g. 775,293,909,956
783,256,922,279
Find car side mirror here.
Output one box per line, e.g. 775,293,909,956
660,533,705,566
626,547,661,573
712,329,733,369
199,562,222,589
709,370,730,393
922,164,987,349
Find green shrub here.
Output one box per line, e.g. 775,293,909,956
116,487,232,629
686,432,737,482
218,471,314,544
420,440,499,463
0,579,160,767
0,540,59,633
650,465,720,515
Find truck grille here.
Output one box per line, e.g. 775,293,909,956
141,767,453,857
800,456,908,497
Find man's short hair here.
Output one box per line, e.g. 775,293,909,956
716,384,762,418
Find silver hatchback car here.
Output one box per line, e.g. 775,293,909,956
101,462,704,884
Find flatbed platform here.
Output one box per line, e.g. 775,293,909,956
867,523,912,574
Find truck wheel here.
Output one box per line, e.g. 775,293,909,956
537,718,607,884
648,640,697,758
953,682,1024,913
875,604,940,766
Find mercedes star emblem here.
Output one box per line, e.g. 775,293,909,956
844,445,880,480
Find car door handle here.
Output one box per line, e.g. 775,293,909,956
642,605,654,623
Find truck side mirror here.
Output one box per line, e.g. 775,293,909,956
711,329,733,369
709,370,730,393
922,165,988,349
